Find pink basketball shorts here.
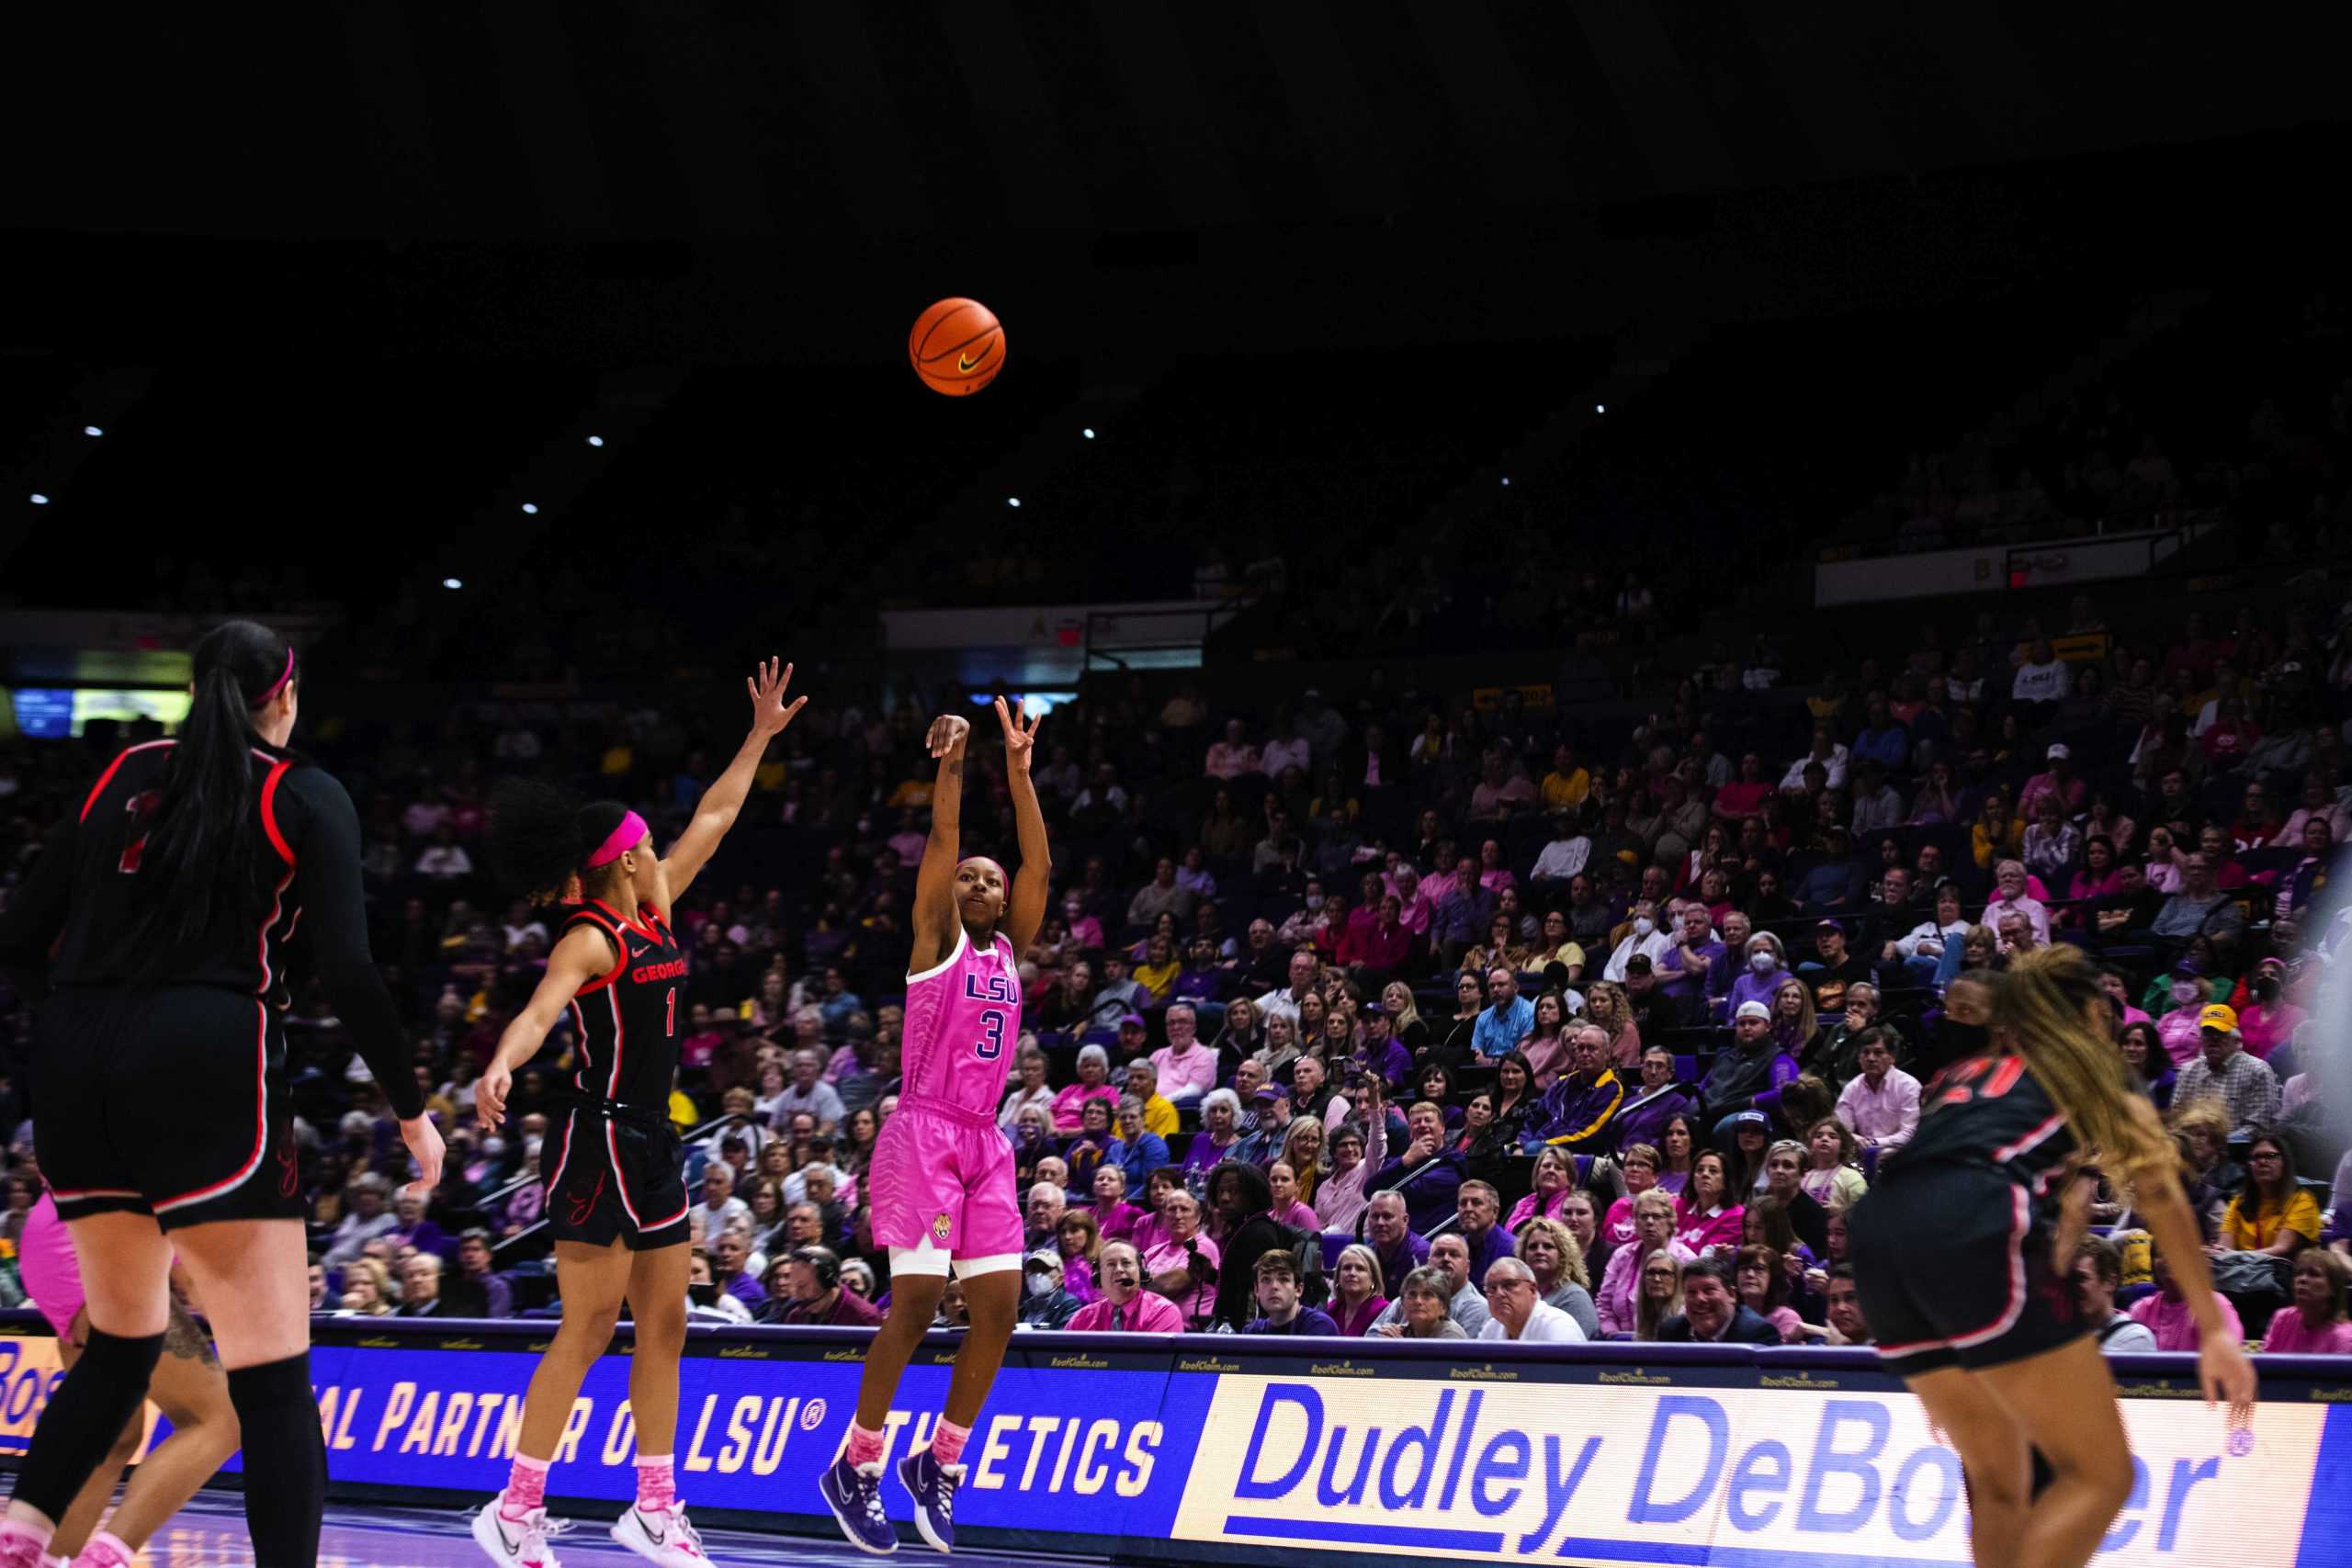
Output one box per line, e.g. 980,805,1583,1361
867,1097,1023,1264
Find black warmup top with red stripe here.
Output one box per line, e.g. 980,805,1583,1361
1880,1053,2077,1197
0,739,425,1121
561,897,684,1111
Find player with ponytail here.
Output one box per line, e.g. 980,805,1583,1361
470,659,805,1568
0,619,442,1566
1849,945,2256,1568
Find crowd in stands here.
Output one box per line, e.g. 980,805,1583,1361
4,569,2352,1358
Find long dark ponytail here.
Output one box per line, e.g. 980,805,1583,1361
123,619,297,956
487,777,633,905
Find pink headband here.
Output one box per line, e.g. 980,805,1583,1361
253,647,294,707
583,810,649,869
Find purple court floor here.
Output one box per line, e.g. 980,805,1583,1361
111,1495,1102,1567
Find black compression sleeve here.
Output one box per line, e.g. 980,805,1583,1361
283,769,427,1120
0,816,75,1001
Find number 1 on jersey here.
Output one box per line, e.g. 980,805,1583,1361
667,987,676,1037
975,1008,1006,1060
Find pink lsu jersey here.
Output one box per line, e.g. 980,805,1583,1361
900,925,1022,1116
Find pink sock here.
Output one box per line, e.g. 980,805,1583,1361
932,1418,971,1468
0,1520,52,1557
635,1453,677,1513
79,1530,133,1567
501,1452,551,1519
844,1423,886,1469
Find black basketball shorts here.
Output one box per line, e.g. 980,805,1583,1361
1849,1162,2086,1380
542,1106,691,1251
35,986,303,1231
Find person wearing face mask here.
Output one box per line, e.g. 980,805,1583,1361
1918,976,1996,1080
1601,898,1678,985
2229,956,2304,1058
1722,933,1792,1023
1015,1250,1085,1329
2155,964,2214,1067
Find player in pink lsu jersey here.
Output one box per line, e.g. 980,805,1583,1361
822,696,1049,1556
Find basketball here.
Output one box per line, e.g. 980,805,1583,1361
909,297,1006,395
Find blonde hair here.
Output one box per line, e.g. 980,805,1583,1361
1996,946,2174,1189
1335,1242,1387,1302
1515,1215,1590,1289
1383,983,1425,1033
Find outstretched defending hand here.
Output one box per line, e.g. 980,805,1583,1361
994,694,1042,772
748,657,808,736
927,713,972,760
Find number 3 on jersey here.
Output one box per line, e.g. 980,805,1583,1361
974,1008,1006,1060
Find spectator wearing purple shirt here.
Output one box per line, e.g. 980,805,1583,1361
1656,904,1724,1020
1363,1191,1431,1292
1241,1251,1341,1337
1348,1006,1413,1089
1615,1047,1699,1155
1453,1181,1518,1289
1722,932,1792,1021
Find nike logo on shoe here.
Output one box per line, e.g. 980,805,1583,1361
637,1510,666,1545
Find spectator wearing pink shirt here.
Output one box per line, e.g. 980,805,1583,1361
1068,1242,1186,1334
1476,840,1516,896
2128,1248,2244,1351
1058,893,1105,953
1596,1191,1696,1335
1148,1003,1218,1107
1142,1189,1220,1328
2016,743,2086,820
2278,773,2352,847
2261,1252,2352,1354
1089,1167,1146,1242
1204,719,1262,780
2233,958,2304,1058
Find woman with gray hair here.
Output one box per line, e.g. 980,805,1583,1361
1050,1043,1119,1132
1184,1089,1246,1183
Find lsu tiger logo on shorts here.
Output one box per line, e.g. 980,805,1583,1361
931,1213,954,1243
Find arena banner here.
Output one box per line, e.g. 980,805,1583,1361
4,1315,2350,1566
1169,1365,2331,1568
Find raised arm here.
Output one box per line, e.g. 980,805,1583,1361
662,658,807,902
909,712,974,975
995,694,1051,954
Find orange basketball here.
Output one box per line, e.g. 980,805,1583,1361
909,297,1006,396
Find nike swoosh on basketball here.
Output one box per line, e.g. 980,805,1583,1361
959,351,983,371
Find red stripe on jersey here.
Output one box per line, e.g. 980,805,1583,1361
154,999,270,1213
569,910,629,994
79,740,175,823
587,897,662,944
256,757,295,864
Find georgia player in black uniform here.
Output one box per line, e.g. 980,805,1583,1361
0,619,444,1567
1849,949,2256,1568
471,659,804,1568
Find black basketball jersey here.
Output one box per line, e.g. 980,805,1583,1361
1883,1053,2077,1197
562,897,685,1111
53,739,305,1003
